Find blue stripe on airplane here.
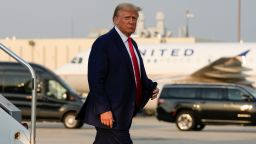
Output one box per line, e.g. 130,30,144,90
238,49,250,56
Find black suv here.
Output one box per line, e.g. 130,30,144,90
156,83,256,131
0,62,84,129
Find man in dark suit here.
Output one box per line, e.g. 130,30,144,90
76,2,159,144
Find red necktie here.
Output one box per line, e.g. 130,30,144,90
128,37,142,107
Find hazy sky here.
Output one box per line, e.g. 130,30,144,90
0,0,255,42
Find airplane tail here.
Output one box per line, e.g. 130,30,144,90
237,49,250,65
238,49,250,56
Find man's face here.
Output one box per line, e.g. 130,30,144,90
114,10,139,37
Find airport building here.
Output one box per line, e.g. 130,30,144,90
0,36,212,71
0,11,213,71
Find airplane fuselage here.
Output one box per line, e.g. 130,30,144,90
56,43,256,94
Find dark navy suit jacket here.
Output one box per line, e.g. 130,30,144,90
76,28,156,130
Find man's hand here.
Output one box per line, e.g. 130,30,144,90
100,111,114,128
151,88,159,100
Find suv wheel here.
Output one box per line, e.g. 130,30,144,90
63,112,83,129
176,111,196,131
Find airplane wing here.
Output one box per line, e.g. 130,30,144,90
175,56,253,86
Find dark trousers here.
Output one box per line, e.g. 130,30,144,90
94,127,133,144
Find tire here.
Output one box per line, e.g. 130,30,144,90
193,124,205,131
63,112,83,129
175,110,196,131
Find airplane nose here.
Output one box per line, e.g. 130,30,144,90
55,49,92,96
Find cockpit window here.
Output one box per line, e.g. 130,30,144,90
71,57,83,64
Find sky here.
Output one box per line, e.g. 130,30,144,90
0,0,255,42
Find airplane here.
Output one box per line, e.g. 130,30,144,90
55,42,256,114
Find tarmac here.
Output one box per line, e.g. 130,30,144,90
34,116,256,144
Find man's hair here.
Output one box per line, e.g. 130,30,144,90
112,3,141,21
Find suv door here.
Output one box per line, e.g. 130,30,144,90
199,88,229,122
37,78,68,119
225,87,254,124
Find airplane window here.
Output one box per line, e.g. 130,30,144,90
71,58,77,64
78,57,83,63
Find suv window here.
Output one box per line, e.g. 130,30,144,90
45,79,67,100
0,75,4,92
2,73,32,94
160,87,197,99
227,88,246,101
201,88,223,100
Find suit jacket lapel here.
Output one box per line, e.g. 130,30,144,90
110,28,134,78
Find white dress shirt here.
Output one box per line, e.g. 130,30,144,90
114,26,141,81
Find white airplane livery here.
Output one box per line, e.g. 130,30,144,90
55,43,256,113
